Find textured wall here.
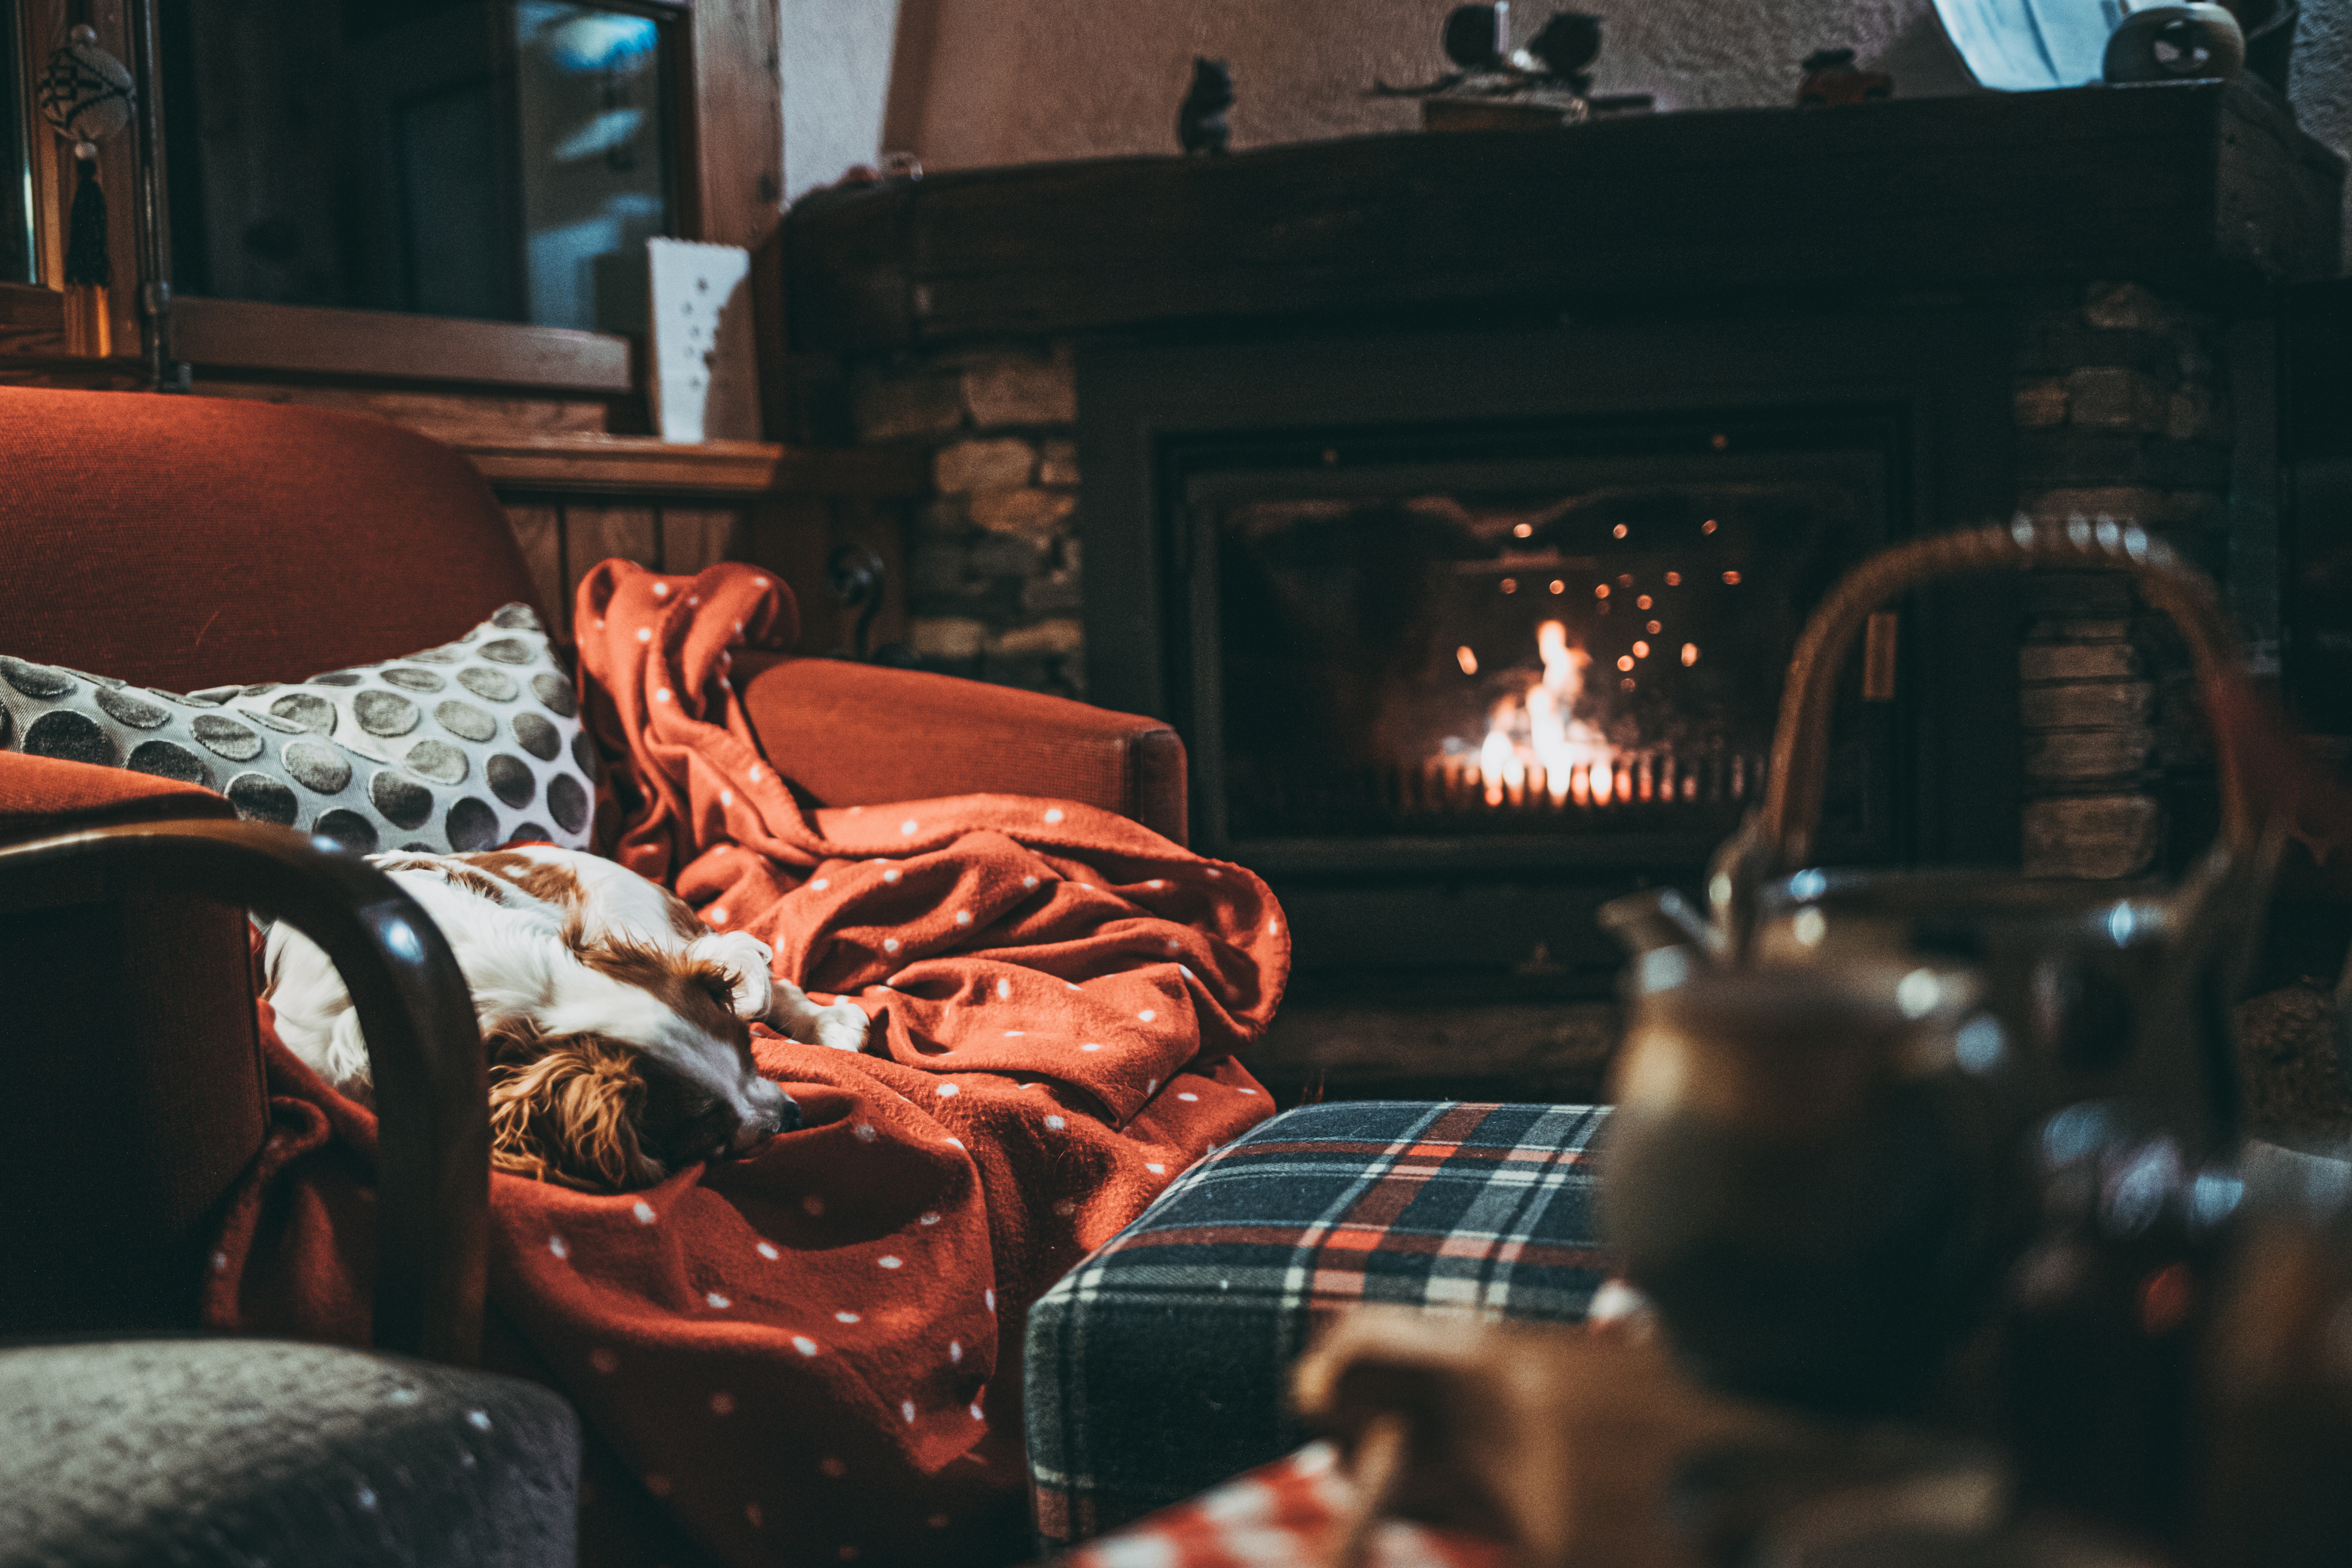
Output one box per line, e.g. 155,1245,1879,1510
880,0,1977,171
776,1,2351,201
781,0,902,199
2295,0,2352,178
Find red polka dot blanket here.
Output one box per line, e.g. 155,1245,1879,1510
203,560,1291,1567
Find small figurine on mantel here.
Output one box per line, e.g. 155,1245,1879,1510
1796,47,1893,106
1371,4,1650,132
1178,58,1235,156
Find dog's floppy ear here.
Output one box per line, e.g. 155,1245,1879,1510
486,1032,665,1193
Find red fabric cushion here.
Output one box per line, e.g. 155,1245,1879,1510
0,750,237,834
736,654,1190,846
0,388,539,692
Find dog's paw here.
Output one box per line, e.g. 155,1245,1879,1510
813,1001,871,1054
692,931,777,1020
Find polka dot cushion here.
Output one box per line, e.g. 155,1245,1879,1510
0,604,597,855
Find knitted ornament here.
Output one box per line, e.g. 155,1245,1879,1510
36,25,134,287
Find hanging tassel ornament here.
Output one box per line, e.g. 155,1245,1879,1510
36,25,135,288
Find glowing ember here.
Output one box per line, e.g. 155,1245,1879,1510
1456,645,1479,675
1682,642,1700,666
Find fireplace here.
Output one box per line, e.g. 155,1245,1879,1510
1081,315,2021,1000
781,84,2340,1090
1198,429,1888,865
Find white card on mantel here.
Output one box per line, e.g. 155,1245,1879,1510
647,237,759,444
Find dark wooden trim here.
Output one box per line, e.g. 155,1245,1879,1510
172,296,636,393
0,818,488,1365
0,281,66,356
0,348,142,385
787,79,2345,353
459,432,928,498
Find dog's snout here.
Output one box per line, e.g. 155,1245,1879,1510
728,1080,801,1154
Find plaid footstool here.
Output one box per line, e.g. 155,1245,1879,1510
1024,1100,1611,1548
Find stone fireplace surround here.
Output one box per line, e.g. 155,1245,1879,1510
783,79,2342,1100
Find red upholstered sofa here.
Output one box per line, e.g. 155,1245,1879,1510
0,385,1186,1359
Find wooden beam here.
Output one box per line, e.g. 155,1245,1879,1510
786,79,2345,353
172,297,635,393
458,433,927,498
685,0,783,253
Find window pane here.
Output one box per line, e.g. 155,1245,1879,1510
515,3,668,332
2,0,35,284
160,0,672,328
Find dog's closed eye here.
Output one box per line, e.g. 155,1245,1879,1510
695,965,740,1010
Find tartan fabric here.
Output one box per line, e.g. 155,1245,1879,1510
1024,1100,1611,1549
1061,1441,1505,1568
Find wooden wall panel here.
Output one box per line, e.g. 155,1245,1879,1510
744,496,833,656
735,497,912,659
683,0,782,253
660,506,746,576
564,505,660,607
503,502,568,638
828,498,907,655
481,488,912,665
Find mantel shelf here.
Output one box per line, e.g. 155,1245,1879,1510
785,78,2344,353
455,434,928,500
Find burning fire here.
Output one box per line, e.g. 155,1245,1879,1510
1476,621,1617,806
1421,619,1756,814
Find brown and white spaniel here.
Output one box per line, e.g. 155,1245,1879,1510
264,845,867,1192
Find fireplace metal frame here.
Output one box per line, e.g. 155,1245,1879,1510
1179,444,1897,875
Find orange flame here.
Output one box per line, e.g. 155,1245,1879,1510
1475,620,1617,803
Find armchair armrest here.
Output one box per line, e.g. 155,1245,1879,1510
0,816,488,1365
735,655,1189,846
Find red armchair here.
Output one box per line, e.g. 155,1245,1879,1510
0,385,1185,1364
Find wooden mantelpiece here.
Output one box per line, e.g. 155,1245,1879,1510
456,434,926,500
786,79,2343,352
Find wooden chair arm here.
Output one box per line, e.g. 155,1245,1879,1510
0,819,487,1365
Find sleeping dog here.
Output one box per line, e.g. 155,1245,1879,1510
264,846,869,1192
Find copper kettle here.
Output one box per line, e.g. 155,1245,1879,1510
1599,517,2280,1414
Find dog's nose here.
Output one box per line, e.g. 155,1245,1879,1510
729,1084,802,1154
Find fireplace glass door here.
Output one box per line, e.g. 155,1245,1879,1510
1186,437,1898,872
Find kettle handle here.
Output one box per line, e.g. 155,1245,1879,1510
1732,514,2249,895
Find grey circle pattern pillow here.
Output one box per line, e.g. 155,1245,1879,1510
0,604,599,855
